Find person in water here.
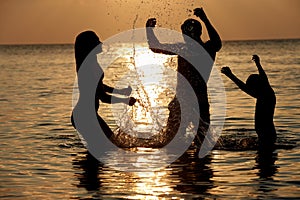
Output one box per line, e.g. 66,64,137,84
221,55,276,149
71,30,136,139
146,8,222,148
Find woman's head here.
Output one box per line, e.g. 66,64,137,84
75,31,102,72
181,19,202,40
246,74,262,96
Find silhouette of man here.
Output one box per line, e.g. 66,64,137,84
146,8,222,148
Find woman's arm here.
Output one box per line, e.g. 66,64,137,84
221,66,257,98
103,84,132,96
97,82,136,105
103,84,114,93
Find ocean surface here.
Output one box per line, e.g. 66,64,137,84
0,39,299,199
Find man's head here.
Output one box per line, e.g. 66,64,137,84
181,19,202,40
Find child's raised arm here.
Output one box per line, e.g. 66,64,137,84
221,66,256,98
252,55,269,83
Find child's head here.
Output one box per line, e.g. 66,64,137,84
246,74,262,96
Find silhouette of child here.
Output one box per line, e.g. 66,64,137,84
221,55,276,149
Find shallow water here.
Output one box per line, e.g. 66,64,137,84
0,39,300,199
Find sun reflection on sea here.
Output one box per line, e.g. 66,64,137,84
127,171,174,199
111,47,177,140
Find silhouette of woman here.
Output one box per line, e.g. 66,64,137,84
71,30,136,139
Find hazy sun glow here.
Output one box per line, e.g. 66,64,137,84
111,47,176,137
128,47,168,84
0,0,299,44
128,49,171,136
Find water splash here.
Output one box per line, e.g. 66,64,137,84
103,0,200,32
111,14,168,147
104,0,205,148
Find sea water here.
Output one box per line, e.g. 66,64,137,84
0,39,299,199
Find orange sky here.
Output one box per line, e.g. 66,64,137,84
0,0,299,44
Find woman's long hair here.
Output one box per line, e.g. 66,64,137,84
74,31,100,72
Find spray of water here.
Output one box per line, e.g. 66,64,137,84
111,13,168,148
104,0,212,148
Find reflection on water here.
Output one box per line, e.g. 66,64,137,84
72,149,214,199
71,149,278,199
255,150,278,179
73,152,102,192
0,40,300,199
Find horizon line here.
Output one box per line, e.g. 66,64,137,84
0,37,299,46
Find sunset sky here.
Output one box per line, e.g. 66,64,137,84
0,0,299,44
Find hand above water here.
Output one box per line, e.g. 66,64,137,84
194,8,208,22
146,18,157,27
221,66,233,77
128,97,136,106
252,54,260,64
